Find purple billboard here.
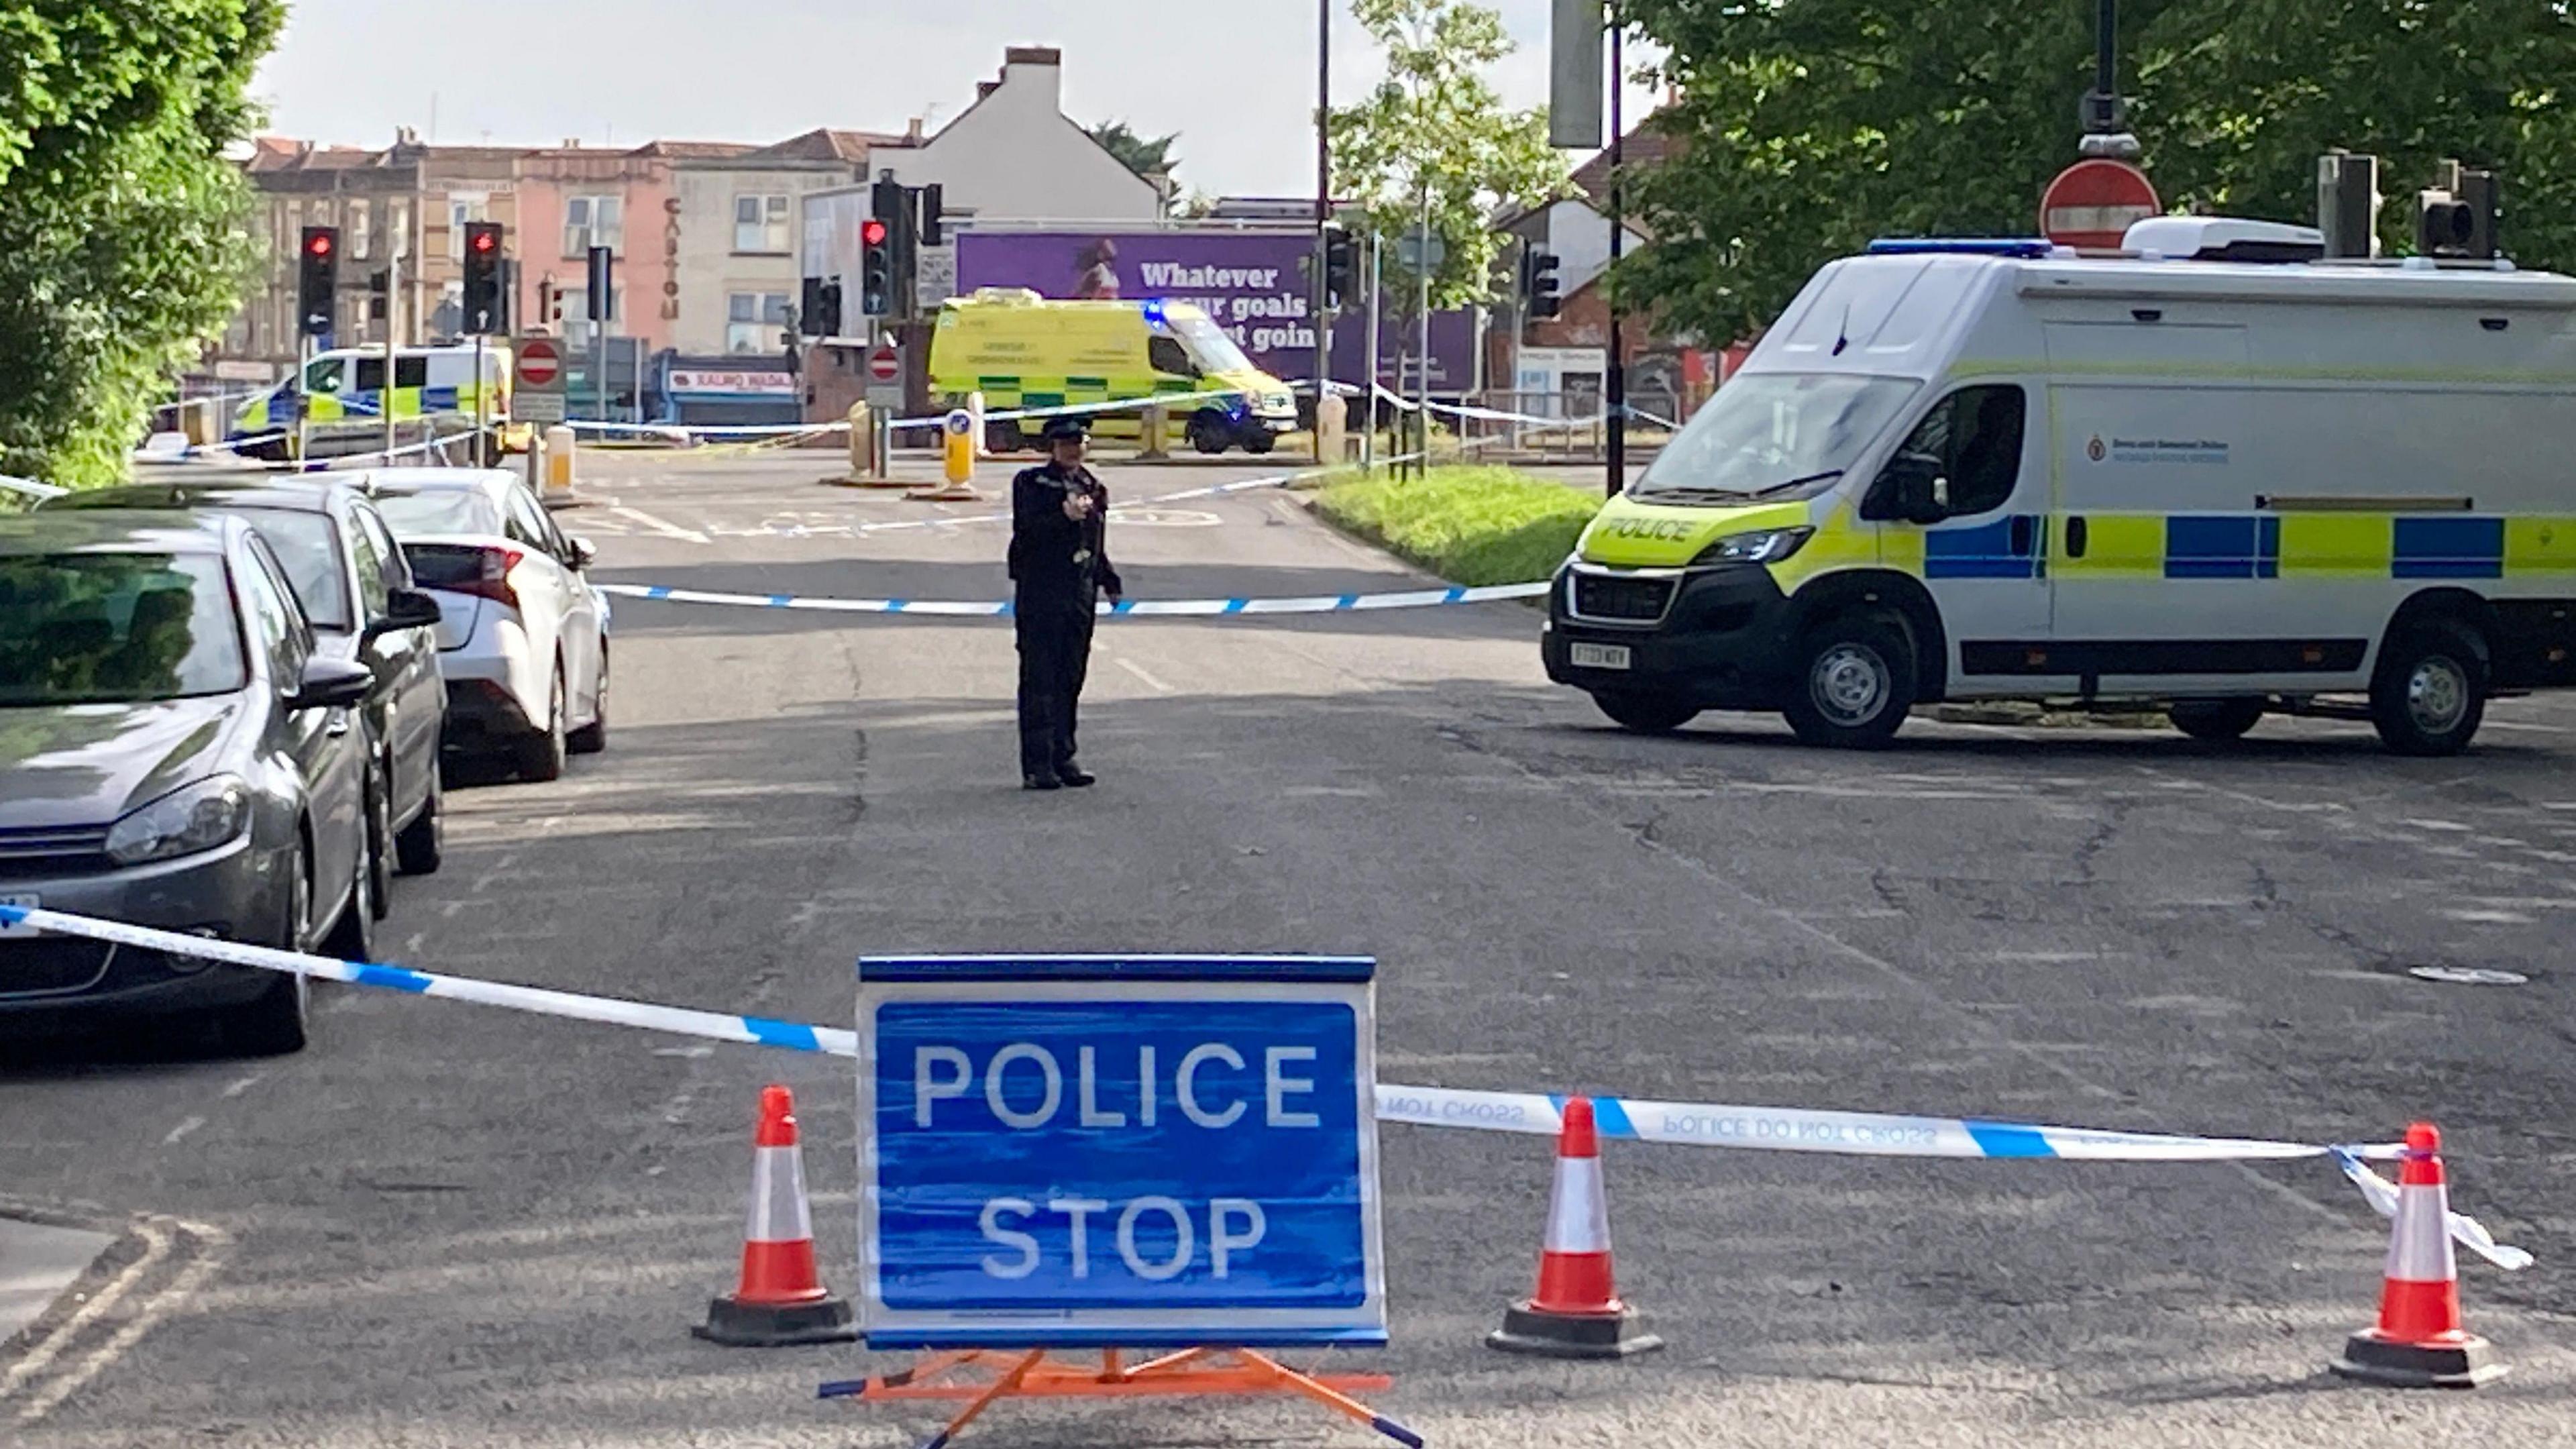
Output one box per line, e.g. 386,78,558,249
955,229,1480,392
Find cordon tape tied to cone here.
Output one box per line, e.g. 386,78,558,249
696,1085,857,1346
1487,1097,1663,1359
2332,1122,2508,1388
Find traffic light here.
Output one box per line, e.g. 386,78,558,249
860,217,894,318
366,268,390,322
538,276,560,327
919,183,945,248
2418,160,2502,261
1322,226,1358,309
297,226,339,339
461,221,504,335
1521,247,1562,319
799,276,844,338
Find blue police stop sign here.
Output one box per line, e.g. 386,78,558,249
857,956,1385,1348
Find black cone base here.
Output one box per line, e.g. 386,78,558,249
1485,1301,1664,1360
693,1293,857,1347
2332,1328,2508,1389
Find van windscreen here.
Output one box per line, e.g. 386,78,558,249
1633,375,1919,502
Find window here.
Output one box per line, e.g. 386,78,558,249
0,554,248,706
305,357,347,396
735,194,792,254
564,195,623,258
1886,384,2028,518
238,540,309,685
725,292,790,353
350,202,374,261
443,195,488,259
234,509,354,632
358,508,412,590
1147,336,1196,378
502,487,554,551
348,510,390,619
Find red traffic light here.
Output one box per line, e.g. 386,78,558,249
471,230,496,254
861,219,889,248
307,233,332,257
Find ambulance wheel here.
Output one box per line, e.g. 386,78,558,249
1784,611,1916,749
1188,413,1230,455
1593,692,1699,735
1243,429,1277,455
2370,619,2488,757
2169,699,2265,742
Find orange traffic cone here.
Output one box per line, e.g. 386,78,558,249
695,1085,856,1346
2332,1122,2506,1387
1486,1097,1663,1359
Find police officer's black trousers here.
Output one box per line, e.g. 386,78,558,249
1014,594,1095,778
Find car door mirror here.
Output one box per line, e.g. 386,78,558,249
364,586,444,641
1864,452,1951,525
566,536,597,571
288,656,376,712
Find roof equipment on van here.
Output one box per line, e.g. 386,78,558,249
2123,217,2325,264
1865,239,2060,259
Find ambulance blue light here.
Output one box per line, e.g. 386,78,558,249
1142,299,1167,326
1866,238,2057,258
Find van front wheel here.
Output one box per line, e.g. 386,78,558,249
2371,619,2488,757
1593,692,1699,735
1187,413,1230,455
1783,612,1916,749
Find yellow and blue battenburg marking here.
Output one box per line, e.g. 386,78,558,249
1923,515,2047,579
2037,513,2571,582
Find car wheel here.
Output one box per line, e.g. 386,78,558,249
395,763,444,875
1782,611,1917,749
567,645,608,755
2371,618,2488,757
2169,699,2266,743
1189,413,1229,455
513,661,569,782
321,835,375,963
221,849,311,1056
1243,429,1276,455
365,762,394,920
1592,691,1700,735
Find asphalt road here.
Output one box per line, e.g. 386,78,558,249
5,446,2574,1446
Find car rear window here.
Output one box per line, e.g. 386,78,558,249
231,508,352,631
0,553,248,705
374,490,502,538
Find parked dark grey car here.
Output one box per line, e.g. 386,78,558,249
0,513,380,1053
45,479,450,914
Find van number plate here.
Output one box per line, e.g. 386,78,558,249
0,896,38,938
1570,643,1632,671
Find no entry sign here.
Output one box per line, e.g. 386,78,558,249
515,337,563,390
856,955,1386,1348
2041,159,2161,251
867,345,901,383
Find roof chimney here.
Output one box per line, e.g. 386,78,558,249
998,45,1063,112
906,117,924,144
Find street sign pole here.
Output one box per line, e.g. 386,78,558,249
1312,0,1332,466
1605,3,1626,499
382,252,400,462
1362,232,1381,474
472,333,486,467
1415,183,1430,480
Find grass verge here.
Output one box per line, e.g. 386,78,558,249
1310,466,1601,588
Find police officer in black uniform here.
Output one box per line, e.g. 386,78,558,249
1009,416,1122,790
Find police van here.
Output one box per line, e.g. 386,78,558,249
229,344,515,462
1544,217,2576,755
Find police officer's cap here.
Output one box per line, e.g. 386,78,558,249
1040,416,1091,443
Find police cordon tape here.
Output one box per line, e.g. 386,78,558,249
594,580,1551,618
0,898,2530,1268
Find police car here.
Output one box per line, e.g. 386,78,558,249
1545,217,2576,755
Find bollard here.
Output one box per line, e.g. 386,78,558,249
1316,392,1347,469
543,425,578,506
1138,403,1171,462
181,398,219,449
965,390,989,461
845,401,877,480
911,409,980,502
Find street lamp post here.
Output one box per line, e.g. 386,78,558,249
1604,3,1625,498
2080,0,2140,158
1313,0,1333,463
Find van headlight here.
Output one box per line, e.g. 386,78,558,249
1694,527,1814,566
105,776,251,866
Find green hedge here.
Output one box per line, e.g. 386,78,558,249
1311,467,1603,588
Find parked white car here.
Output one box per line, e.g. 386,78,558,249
359,470,608,781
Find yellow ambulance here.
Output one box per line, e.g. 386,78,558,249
927,290,1298,455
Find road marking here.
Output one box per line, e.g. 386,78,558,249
2479,718,2562,735
16,1222,225,1425
1114,656,1175,694
0,1220,170,1405
2441,908,2536,925
160,1116,206,1146
610,506,709,544
220,1074,265,1099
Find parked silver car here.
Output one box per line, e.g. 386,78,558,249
0,513,380,1053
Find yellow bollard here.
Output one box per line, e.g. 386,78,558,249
543,425,578,506
912,409,981,502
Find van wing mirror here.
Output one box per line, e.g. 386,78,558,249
1864,453,1950,525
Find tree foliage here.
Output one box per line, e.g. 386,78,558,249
1621,0,2576,344
0,0,282,488
1086,119,1181,184
1328,0,1569,308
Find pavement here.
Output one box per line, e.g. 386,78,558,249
3,447,2574,1445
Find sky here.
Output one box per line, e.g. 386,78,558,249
251,0,1663,199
